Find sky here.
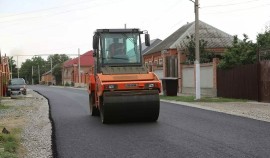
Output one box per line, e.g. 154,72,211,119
0,0,270,66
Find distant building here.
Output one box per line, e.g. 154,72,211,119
41,70,56,85
62,51,94,87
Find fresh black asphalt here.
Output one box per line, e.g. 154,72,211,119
30,85,270,158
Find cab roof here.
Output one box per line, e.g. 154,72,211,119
95,29,143,34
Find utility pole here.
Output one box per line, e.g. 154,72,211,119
32,66,34,85
78,48,81,87
38,65,40,83
50,57,52,85
190,0,201,100
10,61,13,79
195,0,201,100
17,56,19,78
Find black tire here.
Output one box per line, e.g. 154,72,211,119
89,93,99,116
100,97,109,124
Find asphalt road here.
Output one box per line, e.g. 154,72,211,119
30,85,270,158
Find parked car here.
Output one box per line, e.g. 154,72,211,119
7,78,27,97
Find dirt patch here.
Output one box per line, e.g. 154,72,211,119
0,117,26,130
0,99,29,157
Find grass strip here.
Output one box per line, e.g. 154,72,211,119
0,104,9,110
0,128,21,158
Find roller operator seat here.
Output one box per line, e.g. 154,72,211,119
107,43,129,63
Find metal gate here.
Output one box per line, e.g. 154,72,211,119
259,61,270,102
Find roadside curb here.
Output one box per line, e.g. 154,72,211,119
160,99,221,112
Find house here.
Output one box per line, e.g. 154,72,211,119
41,70,56,85
62,51,94,87
143,20,234,96
0,54,11,96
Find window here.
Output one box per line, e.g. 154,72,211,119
145,61,148,66
10,78,26,85
159,58,163,65
100,33,141,65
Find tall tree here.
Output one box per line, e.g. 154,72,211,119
52,64,63,85
47,54,70,85
19,59,33,84
179,35,215,64
218,34,257,69
47,54,69,68
257,26,270,48
257,26,270,60
17,54,69,84
20,56,46,84
8,56,17,78
31,56,47,84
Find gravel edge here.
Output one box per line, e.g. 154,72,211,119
21,89,53,158
0,89,53,158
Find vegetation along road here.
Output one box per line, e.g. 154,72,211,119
30,85,270,158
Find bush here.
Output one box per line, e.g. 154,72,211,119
64,82,70,87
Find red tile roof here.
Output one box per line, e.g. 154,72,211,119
63,50,94,67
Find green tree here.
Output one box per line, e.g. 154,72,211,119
32,56,47,84
20,56,46,84
52,64,63,85
47,54,69,85
18,54,69,84
218,35,257,69
257,26,270,60
19,59,33,84
257,26,270,48
180,35,215,64
47,54,69,68
8,56,17,78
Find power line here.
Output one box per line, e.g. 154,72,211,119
201,0,263,8
0,0,117,24
201,3,270,15
0,0,98,19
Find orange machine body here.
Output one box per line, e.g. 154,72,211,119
88,72,161,107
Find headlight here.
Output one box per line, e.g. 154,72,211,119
8,88,11,91
20,88,25,91
104,84,117,90
145,83,156,88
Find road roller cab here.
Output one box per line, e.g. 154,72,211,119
88,28,161,123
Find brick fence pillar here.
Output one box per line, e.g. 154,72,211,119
178,51,182,93
213,58,219,90
162,53,167,78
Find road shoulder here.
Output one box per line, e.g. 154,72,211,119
161,99,270,122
